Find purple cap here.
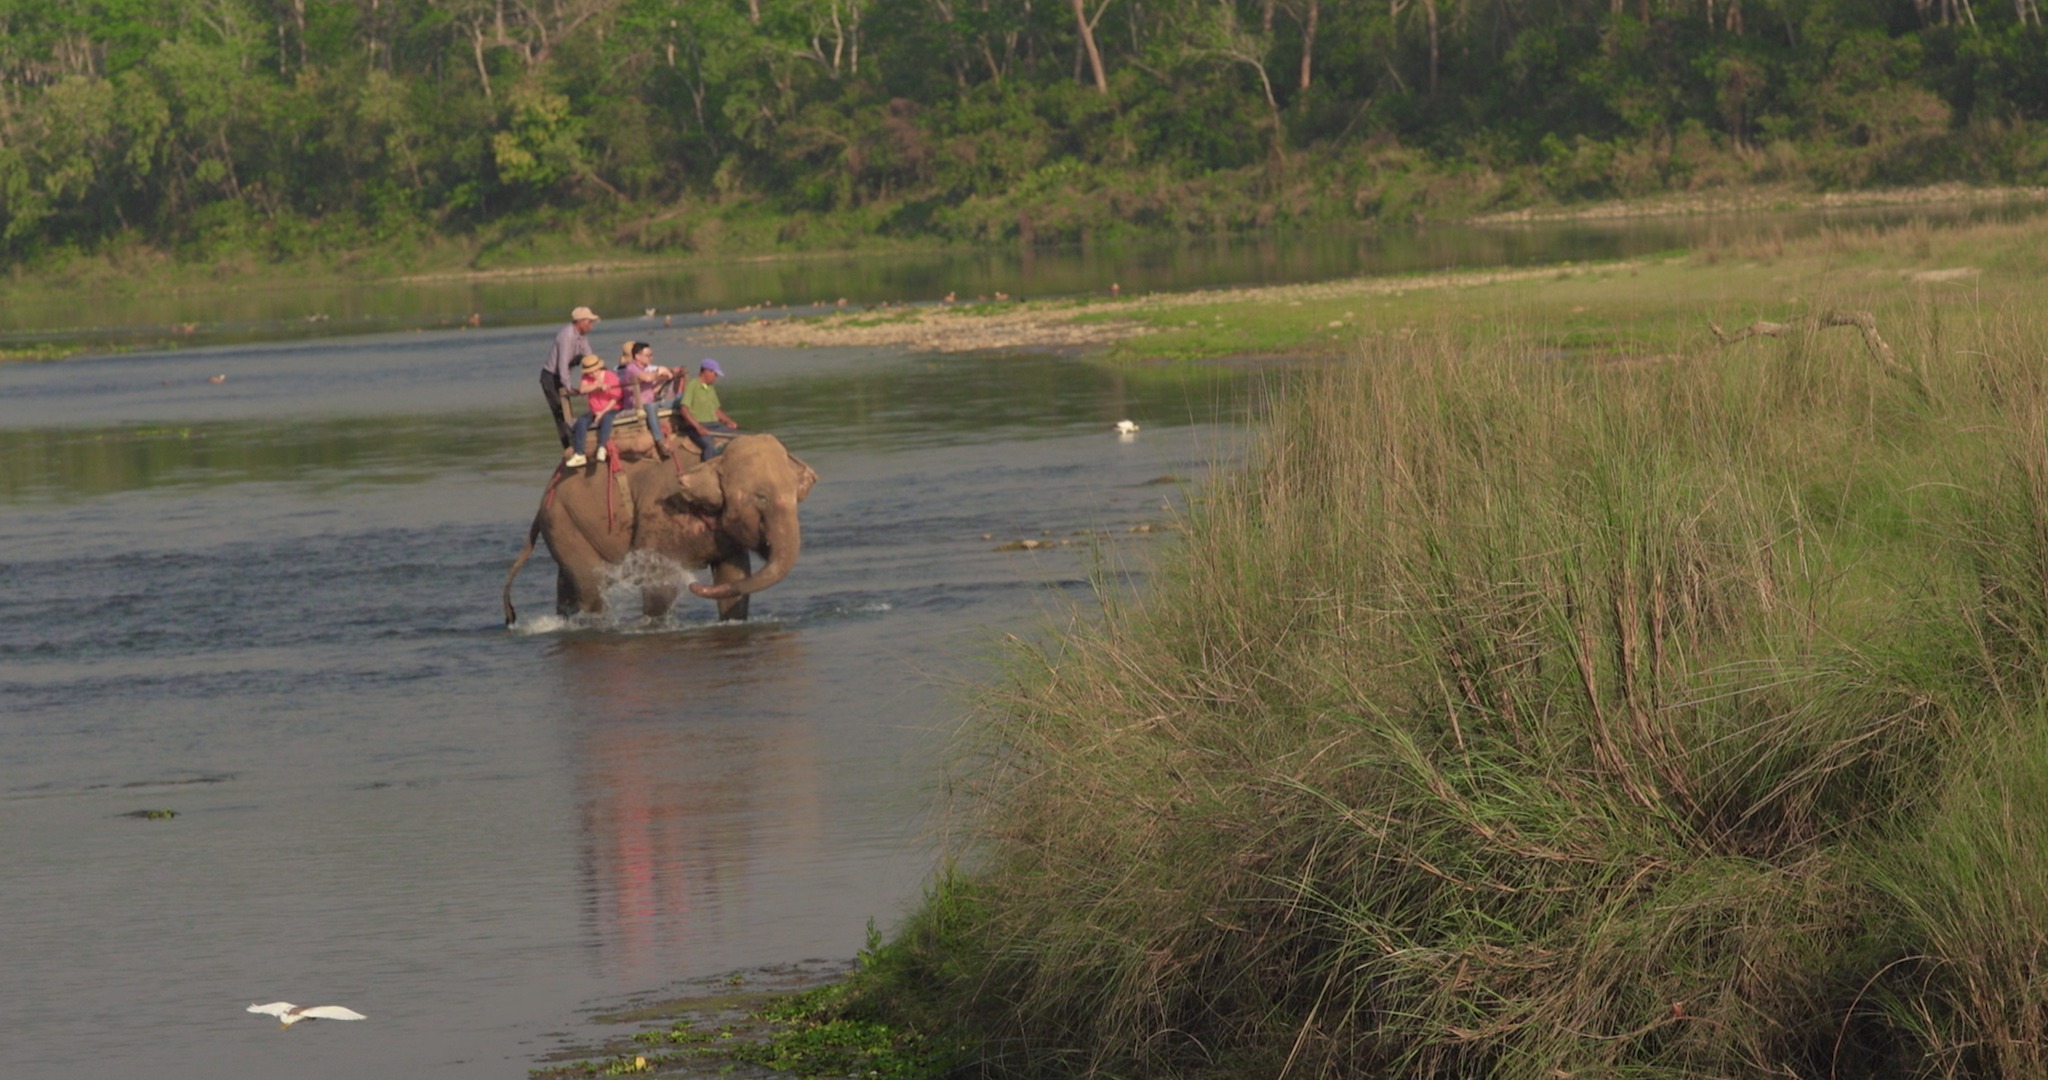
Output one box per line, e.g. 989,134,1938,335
699,359,723,375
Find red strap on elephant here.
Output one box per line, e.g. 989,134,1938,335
604,441,623,531
541,462,568,511
667,423,689,479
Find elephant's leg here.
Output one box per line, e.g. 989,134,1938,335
542,513,616,619
556,561,609,617
710,559,750,622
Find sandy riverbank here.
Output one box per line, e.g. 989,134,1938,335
692,262,1642,355
1467,181,2048,224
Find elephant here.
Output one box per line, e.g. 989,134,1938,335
502,433,817,625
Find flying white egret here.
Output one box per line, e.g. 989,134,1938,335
1115,419,1140,436
247,1002,367,1029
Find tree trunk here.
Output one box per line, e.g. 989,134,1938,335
366,0,383,69
1070,0,1109,92
830,1,845,73
217,132,243,200
1424,0,1439,96
1298,0,1317,90
471,23,494,98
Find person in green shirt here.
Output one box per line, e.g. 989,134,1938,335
679,358,740,461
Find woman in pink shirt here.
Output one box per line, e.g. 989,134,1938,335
565,353,623,468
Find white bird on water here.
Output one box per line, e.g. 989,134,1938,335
1115,419,1140,436
247,1002,367,1029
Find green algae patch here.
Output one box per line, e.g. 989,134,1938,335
533,949,960,1080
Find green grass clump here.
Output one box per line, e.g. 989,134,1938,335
883,289,2048,1077
536,929,963,1080
0,343,87,363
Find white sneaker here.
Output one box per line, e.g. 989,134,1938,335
564,453,587,468
596,446,608,462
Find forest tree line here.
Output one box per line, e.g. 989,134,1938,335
2,0,2046,261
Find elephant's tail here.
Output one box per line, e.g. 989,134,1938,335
502,511,544,627
507,464,574,627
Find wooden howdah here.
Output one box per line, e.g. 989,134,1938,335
571,405,680,462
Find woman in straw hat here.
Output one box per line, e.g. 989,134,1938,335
564,353,623,468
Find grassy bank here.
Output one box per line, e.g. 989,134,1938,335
821,214,2048,1077
4,178,2040,308
0,209,950,302
707,208,2048,367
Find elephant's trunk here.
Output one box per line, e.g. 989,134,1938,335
690,498,801,600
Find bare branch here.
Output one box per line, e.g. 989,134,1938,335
1706,318,1791,345
1710,309,1926,399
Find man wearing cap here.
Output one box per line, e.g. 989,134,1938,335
541,306,600,448
678,359,740,461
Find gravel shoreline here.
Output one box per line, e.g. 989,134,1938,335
1467,181,2048,224
691,261,1640,354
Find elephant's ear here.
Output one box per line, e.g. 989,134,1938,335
674,458,727,511
790,455,818,502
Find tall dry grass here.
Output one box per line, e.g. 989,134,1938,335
897,291,2048,1078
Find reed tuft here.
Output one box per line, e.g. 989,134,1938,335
900,293,2048,1078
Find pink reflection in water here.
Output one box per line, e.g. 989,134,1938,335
557,628,824,985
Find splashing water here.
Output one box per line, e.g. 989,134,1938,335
585,550,699,627
506,552,706,634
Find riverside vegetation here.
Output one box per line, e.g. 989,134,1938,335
678,212,2048,1080
5,0,2048,289
525,215,2048,1077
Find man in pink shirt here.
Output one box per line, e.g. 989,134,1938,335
565,354,623,468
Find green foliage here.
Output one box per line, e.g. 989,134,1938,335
0,0,2045,265
536,925,961,1080
492,83,591,197
725,1016,936,1079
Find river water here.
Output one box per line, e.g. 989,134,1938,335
0,323,1249,1078
4,203,2041,1078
